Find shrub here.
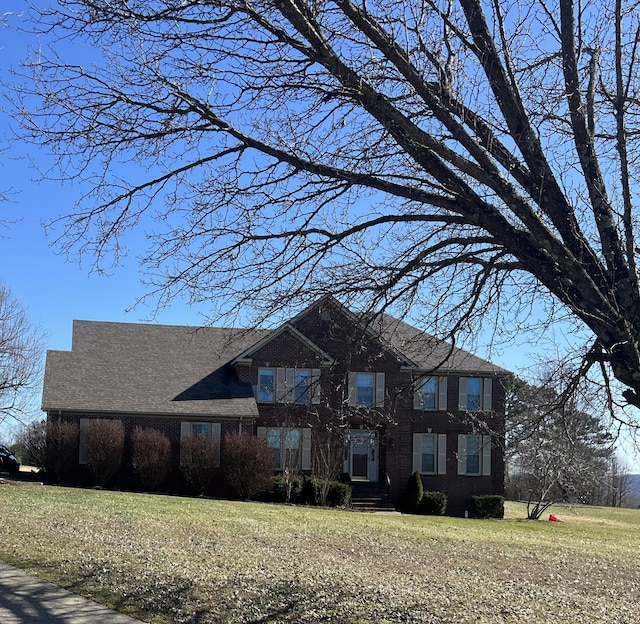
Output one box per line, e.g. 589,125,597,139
87,420,124,486
132,427,172,490
272,473,304,503
46,421,80,483
222,432,275,499
402,471,424,513
472,495,505,519
269,475,352,508
326,480,352,507
180,435,218,495
418,491,447,516
21,420,79,483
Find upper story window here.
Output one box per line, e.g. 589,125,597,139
357,372,374,405
458,377,493,411
294,369,310,404
414,376,448,411
256,367,321,404
258,368,275,402
348,372,385,407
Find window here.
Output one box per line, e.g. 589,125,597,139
466,379,482,411
191,422,210,437
357,372,374,405
348,372,385,407
457,434,491,476
458,377,493,411
414,376,447,411
293,369,310,404
412,433,447,474
258,368,275,402
258,427,311,471
257,368,321,404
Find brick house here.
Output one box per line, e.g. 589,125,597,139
41,296,507,515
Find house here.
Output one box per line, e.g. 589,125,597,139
41,296,508,515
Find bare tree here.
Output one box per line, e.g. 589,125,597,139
0,282,43,426
604,456,631,507
10,1,640,421
506,376,614,518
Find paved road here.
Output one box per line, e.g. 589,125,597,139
0,561,145,623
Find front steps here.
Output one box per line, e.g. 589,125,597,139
350,481,397,512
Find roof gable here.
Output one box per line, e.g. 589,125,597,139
231,322,335,366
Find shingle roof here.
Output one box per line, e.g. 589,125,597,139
373,314,509,375
42,321,268,417
42,303,508,417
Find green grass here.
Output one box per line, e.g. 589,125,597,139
1,482,639,623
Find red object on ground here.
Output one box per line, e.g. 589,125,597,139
549,514,563,522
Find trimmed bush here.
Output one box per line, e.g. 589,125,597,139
472,495,505,519
402,471,424,513
132,427,171,490
271,476,352,507
180,434,218,495
418,491,447,516
222,432,275,499
88,420,125,486
326,480,352,507
272,473,304,503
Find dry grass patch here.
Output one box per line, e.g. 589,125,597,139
0,483,638,623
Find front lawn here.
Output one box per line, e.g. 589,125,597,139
0,482,638,623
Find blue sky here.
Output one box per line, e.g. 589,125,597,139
1,4,638,470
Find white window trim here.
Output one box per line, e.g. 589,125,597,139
257,426,311,471
347,371,385,408
180,421,221,467
458,377,493,411
457,434,492,476
414,376,448,411
412,432,447,474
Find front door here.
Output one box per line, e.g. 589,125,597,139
343,430,378,482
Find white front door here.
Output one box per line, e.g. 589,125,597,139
343,430,378,482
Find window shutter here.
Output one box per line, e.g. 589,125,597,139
179,422,192,467
285,367,295,402
79,419,89,465
301,428,312,471
437,434,447,475
457,435,467,475
275,367,286,402
413,380,423,410
311,368,321,404
483,378,493,411
375,372,385,408
347,372,357,406
412,433,422,472
482,435,492,476
458,378,467,410
212,423,222,467
438,377,448,411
